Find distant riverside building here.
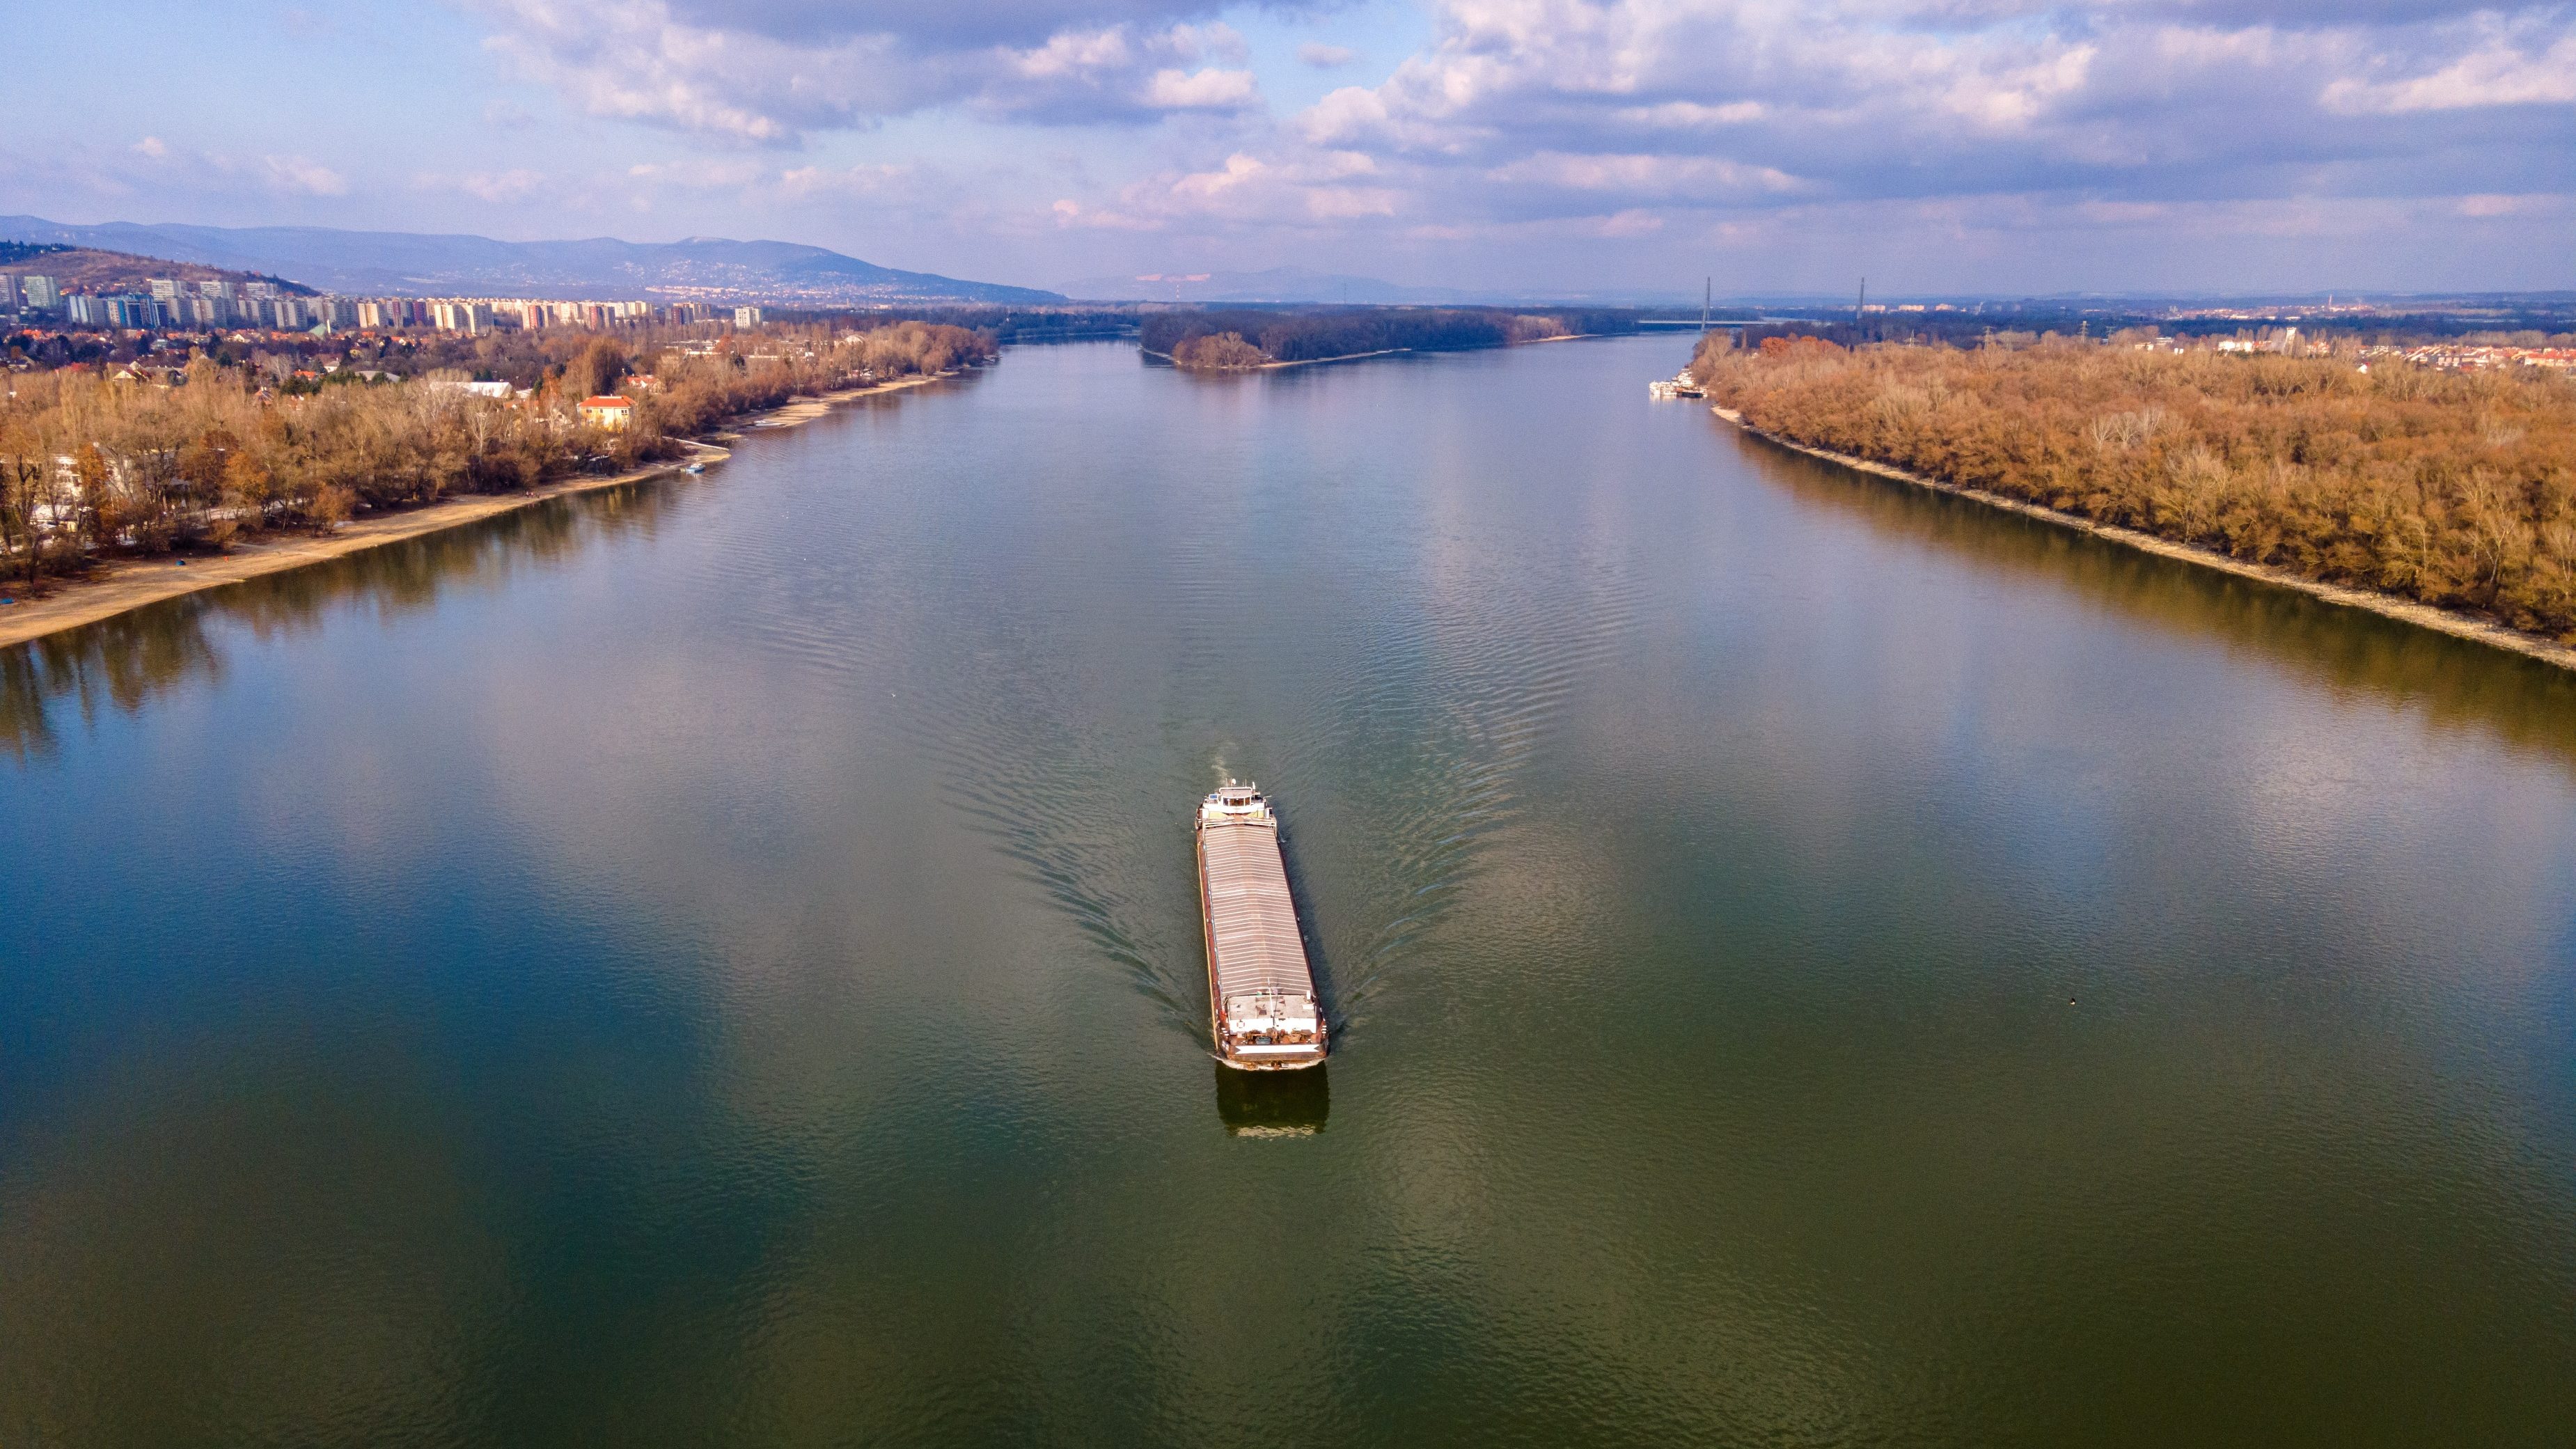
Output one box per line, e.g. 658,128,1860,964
429,300,491,334
13,278,741,336
103,295,166,328
578,395,635,430
501,298,656,329
426,377,515,399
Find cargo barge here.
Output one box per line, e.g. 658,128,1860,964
1196,783,1328,1071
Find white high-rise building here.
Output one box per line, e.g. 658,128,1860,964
430,301,490,334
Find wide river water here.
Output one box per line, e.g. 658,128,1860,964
5,335,2575,1446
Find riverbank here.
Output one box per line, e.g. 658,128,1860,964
0,373,943,650
1712,404,2576,674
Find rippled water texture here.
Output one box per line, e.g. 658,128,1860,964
5,337,2575,1446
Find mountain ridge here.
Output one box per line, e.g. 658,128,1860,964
0,216,1063,304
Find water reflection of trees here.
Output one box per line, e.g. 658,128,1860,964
1,476,691,760
1732,427,2576,768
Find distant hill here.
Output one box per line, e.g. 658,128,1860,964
1060,266,1493,305
0,242,315,296
0,217,1064,304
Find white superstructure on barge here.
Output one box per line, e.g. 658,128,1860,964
1196,783,1327,1071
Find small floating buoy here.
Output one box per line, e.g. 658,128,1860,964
2067,997,2077,1006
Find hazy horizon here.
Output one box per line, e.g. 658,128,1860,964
5,1,2570,298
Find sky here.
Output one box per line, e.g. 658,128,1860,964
3,0,2572,297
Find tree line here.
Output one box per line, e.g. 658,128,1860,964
0,321,993,591
1144,307,1640,369
1691,335,2576,640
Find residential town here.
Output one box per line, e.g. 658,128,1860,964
0,269,763,340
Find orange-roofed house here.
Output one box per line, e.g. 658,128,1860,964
579,394,635,430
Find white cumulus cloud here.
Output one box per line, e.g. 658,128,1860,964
467,0,1262,139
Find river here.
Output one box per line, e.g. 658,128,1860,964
4,335,2573,1446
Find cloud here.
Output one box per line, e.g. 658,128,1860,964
1051,197,1163,230
260,155,350,196
1485,151,1805,198
156,0,2559,292
1143,67,1259,111
625,159,764,189
17,137,353,207
2320,24,2576,112
1053,148,1399,232
776,163,920,200
1614,100,1766,129
466,1,1261,140
439,169,547,203
1271,1,2576,220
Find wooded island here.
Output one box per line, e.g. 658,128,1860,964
1147,307,1640,370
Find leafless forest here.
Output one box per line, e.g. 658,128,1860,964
1694,336,2576,639
0,321,991,590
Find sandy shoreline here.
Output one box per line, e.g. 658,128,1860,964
1711,404,2576,675
0,373,941,651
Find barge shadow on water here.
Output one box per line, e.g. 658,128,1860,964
1214,1061,1330,1136
1196,782,1328,1072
